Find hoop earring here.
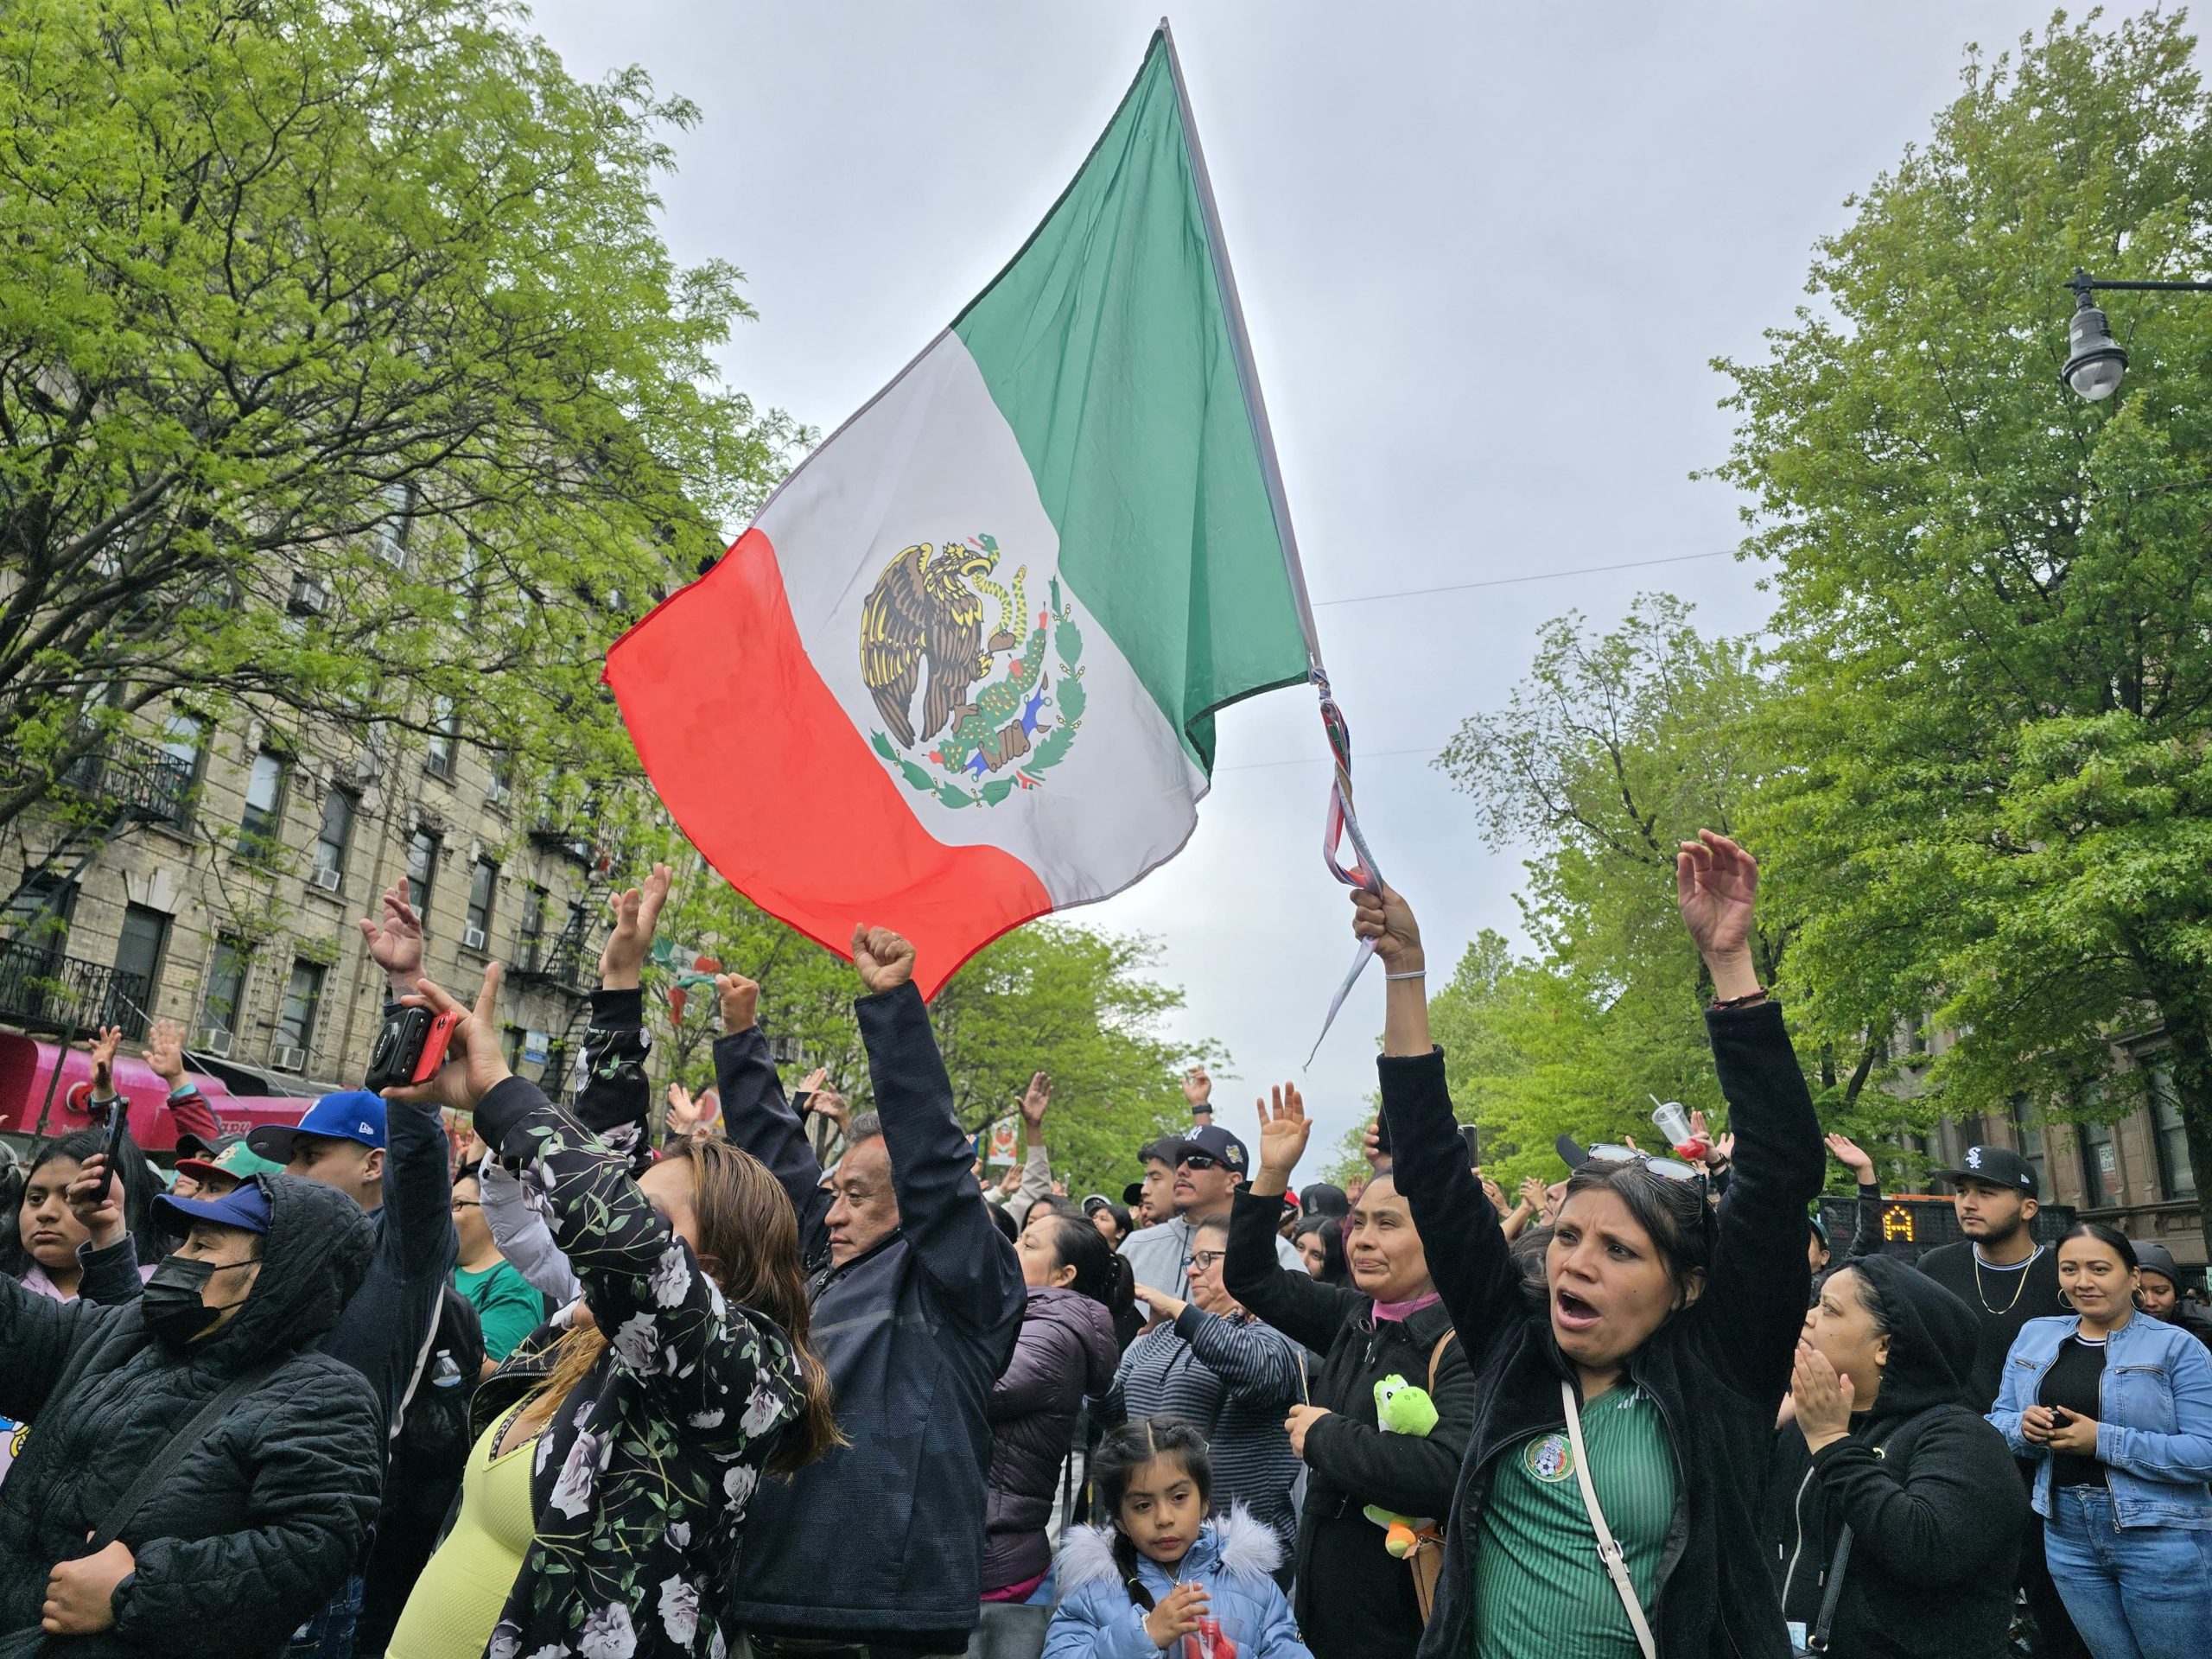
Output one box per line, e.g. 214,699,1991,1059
2058,1288,2075,1311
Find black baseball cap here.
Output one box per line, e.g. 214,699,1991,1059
1122,1180,1146,1206
1932,1145,2038,1199
1161,1123,1251,1178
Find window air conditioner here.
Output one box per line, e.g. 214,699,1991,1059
272,1044,307,1072
463,925,487,951
311,866,342,893
200,1027,233,1058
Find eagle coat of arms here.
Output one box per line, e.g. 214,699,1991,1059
859,534,1085,810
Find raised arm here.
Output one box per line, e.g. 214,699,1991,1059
1006,1072,1053,1228
1351,887,1524,1360
397,966,804,1453
1825,1134,1885,1262
713,972,830,1264
477,1154,583,1307
571,865,671,1155
1224,1185,1365,1357
1677,833,1823,1403
144,1019,221,1150
852,925,1021,1333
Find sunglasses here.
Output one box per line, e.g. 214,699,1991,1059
1580,1144,1707,1185
1177,1154,1219,1172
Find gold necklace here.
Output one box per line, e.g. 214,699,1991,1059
1972,1245,2037,1317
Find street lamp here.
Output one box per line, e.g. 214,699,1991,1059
2062,265,2212,401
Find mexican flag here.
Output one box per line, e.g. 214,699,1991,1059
606,28,1317,996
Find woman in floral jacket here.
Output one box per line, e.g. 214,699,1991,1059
385,925,839,1659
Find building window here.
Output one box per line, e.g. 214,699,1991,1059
518,884,547,969
202,937,250,1038
107,905,168,1039
275,960,325,1061
313,789,356,887
238,750,285,853
406,830,440,914
2079,1118,2122,1209
465,858,498,946
424,698,458,780
486,748,515,809
158,713,204,823
2007,1096,2048,1200
2148,1064,2196,1201
376,481,412,567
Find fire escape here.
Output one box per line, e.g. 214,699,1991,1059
0,734,196,1040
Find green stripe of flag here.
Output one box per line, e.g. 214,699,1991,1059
953,31,1310,773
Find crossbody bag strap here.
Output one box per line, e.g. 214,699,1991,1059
1807,1525,1853,1654
1425,1328,1457,1389
1560,1378,1658,1659
85,1353,286,1550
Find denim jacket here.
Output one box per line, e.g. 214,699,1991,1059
1989,1313,2212,1529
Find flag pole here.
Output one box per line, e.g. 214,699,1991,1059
1157,19,1383,1061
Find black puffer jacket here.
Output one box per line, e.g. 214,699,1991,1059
0,1174,383,1658
1224,1189,1476,1659
1765,1257,2028,1659
982,1284,1118,1592
1384,1001,1826,1659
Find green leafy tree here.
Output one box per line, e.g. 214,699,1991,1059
0,0,792,831
1712,10,2212,1249
1430,599,1807,1179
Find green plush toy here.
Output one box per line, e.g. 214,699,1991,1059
1361,1373,1440,1557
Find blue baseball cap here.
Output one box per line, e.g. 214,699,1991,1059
247,1090,386,1164
154,1178,273,1236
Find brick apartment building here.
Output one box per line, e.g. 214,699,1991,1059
1879,1027,2204,1277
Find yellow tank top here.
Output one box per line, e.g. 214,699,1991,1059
388,1413,540,1659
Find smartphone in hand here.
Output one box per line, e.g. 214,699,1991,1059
96,1095,129,1201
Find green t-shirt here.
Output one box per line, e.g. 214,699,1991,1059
1468,1385,1675,1659
454,1259,548,1363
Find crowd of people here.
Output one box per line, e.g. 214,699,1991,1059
3,831,2209,1659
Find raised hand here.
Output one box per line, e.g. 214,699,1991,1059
383,964,512,1114
996,1165,1023,1196
1675,830,1759,995
850,925,916,994
87,1025,124,1095
359,881,425,994
143,1018,188,1087
715,971,760,1033
1350,883,1424,969
1478,1169,1509,1213
600,863,673,990
1519,1175,1549,1215
1255,1082,1313,1184
801,1069,850,1130
1020,1071,1052,1130
666,1083,702,1139
1825,1132,1877,1183
1183,1065,1211,1109
1143,1580,1210,1649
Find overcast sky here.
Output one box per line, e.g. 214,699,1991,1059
528,0,2145,1170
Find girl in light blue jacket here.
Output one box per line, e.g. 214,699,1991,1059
1989,1222,2212,1659
1046,1417,1310,1659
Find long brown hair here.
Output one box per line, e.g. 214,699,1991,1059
516,1138,841,1475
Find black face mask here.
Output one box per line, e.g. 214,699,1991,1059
142,1254,257,1349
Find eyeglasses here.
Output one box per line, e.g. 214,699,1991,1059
1580,1144,1706,1185
1178,1154,1219,1172
1184,1250,1225,1271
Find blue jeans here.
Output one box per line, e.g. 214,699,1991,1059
2043,1486,2212,1659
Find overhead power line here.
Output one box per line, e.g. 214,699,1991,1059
1311,548,1738,608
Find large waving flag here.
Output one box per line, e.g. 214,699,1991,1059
607,27,1328,997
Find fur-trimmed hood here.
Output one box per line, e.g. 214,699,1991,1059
1057,1505,1283,1592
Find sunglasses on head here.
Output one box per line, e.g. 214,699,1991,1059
1178,1153,1219,1172
1581,1144,1706,1185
